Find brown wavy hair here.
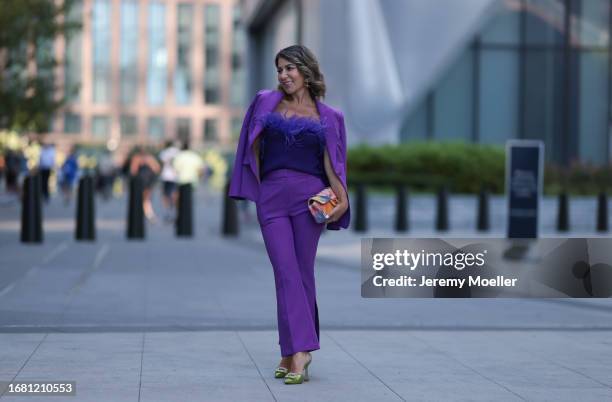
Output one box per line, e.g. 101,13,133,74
275,45,326,100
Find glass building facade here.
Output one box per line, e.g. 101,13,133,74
244,0,611,167
120,0,138,105
204,4,221,104
400,0,611,165
50,0,245,154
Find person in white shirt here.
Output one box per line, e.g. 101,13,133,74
159,140,180,222
173,142,204,187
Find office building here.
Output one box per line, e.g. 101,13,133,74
243,0,611,165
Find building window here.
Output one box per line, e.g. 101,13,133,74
93,0,111,103
480,1,520,45
148,2,167,105
176,118,191,144
204,4,220,104
203,118,217,142
479,50,518,144
578,51,608,164
522,49,565,161
400,97,428,141
524,0,565,45
120,115,137,136
64,113,81,134
433,49,473,141
175,3,193,105
64,0,82,102
576,0,610,164
148,117,165,140
577,0,610,47
230,5,245,106
92,116,110,139
231,117,241,141
120,0,139,104
36,38,55,108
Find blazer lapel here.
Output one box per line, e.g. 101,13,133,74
247,91,283,152
245,91,283,180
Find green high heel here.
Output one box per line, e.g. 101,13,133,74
274,367,289,378
284,355,312,384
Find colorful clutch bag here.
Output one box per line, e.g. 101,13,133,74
308,187,338,223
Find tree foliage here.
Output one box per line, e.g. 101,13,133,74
0,0,81,133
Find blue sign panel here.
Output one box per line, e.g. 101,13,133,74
506,141,544,238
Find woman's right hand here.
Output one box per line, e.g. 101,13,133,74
326,198,348,224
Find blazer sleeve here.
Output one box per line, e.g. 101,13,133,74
326,111,351,230
228,92,260,201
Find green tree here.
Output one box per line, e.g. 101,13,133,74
0,0,81,133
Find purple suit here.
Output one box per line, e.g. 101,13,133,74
228,89,350,230
228,89,351,357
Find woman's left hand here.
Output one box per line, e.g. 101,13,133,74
326,199,349,223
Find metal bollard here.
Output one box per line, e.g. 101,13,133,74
477,186,489,231
557,192,569,232
126,176,145,239
394,184,408,232
222,182,239,236
597,192,608,232
75,176,96,241
354,182,367,232
20,174,43,243
176,183,193,237
436,186,449,231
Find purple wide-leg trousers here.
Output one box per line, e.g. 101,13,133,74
256,169,326,357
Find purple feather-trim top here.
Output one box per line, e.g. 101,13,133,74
257,112,327,149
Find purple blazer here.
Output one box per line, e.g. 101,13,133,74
228,89,350,230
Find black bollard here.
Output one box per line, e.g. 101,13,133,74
33,173,43,241
394,184,408,232
557,192,569,231
597,192,608,232
20,174,43,243
126,176,145,239
222,182,239,236
477,186,489,231
436,186,449,231
75,176,96,241
354,182,367,232
176,183,193,237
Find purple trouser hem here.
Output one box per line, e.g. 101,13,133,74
280,342,321,358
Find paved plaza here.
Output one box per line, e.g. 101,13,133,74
0,185,611,401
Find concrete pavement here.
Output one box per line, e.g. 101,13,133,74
0,184,611,401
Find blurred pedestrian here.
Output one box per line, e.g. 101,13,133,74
130,146,160,222
17,149,28,192
4,148,21,196
39,142,56,202
159,140,180,222
173,141,204,187
97,152,115,200
60,146,79,205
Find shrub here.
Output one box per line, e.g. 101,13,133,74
347,142,612,195
347,142,505,193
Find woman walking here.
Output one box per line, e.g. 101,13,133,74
130,147,160,222
229,45,350,384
